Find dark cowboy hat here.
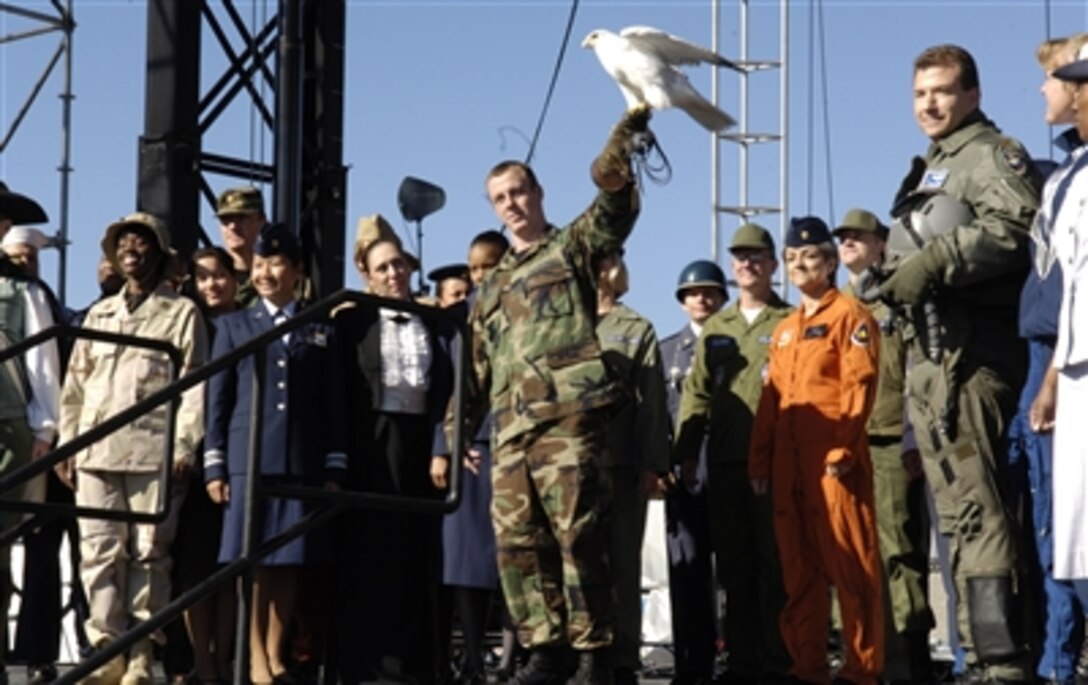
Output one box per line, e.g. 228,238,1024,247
0,182,48,225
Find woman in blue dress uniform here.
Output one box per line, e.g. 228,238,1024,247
203,225,346,685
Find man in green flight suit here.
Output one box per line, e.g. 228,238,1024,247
836,208,935,684
446,106,651,685
876,44,1043,685
594,248,670,685
673,224,792,685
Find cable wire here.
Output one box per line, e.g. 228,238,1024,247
817,0,835,223
524,0,579,166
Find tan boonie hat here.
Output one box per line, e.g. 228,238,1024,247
101,212,172,274
729,223,776,252
216,186,265,218
354,213,420,271
833,208,889,240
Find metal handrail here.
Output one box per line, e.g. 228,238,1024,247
0,325,184,528
0,288,466,685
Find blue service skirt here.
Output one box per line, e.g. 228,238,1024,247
218,474,327,566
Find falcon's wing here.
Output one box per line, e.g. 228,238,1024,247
620,25,742,72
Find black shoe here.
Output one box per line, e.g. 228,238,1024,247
567,651,611,685
510,647,566,685
27,665,57,685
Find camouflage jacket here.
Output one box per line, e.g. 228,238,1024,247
456,184,639,450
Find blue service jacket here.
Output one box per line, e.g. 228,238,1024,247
203,304,347,483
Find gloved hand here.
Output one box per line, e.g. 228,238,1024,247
592,104,653,190
878,249,939,307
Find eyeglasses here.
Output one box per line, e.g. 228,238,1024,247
731,249,770,264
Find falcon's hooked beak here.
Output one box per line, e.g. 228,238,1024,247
581,31,598,49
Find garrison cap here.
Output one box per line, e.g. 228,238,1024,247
833,209,889,240
0,182,48,225
354,213,420,271
1054,44,1088,82
102,212,172,274
428,263,470,285
254,222,302,264
216,186,265,218
785,216,832,248
729,223,776,252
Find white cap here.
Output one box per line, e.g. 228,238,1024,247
2,226,50,250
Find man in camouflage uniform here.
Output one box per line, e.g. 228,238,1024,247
837,209,934,684
876,44,1043,684
594,249,670,685
448,107,650,684
673,225,792,684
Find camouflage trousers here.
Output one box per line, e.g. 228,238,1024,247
491,411,613,650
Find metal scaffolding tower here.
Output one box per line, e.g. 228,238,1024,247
710,0,788,294
0,0,75,303
139,0,347,298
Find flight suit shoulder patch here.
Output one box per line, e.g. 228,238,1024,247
850,321,872,347
996,138,1028,176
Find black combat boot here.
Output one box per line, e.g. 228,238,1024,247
567,650,612,685
510,646,567,685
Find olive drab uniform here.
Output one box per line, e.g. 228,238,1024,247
844,283,934,682
673,296,792,681
596,303,670,672
455,184,639,651
893,111,1042,681
659,324,717,680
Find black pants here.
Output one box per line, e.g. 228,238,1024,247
334,412,442,684
13,472,90,665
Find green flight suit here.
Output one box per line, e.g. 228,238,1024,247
457,182,639,650
674,296,793,679
845,284,934,681
597,303,670,671
893,111,1042,681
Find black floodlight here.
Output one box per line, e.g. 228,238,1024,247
396,176,446,294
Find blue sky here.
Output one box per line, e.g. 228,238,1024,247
1,0,1086,336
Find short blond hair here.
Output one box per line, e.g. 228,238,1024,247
1038,33,1088,72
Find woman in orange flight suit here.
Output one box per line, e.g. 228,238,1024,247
748,216,884,685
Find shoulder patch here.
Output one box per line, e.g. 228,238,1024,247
850,321,872,347
998,139,1028,176
777,329,793,347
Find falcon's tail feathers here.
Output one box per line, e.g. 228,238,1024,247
682,99,736,132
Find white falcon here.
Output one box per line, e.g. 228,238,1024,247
582,26,742,132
